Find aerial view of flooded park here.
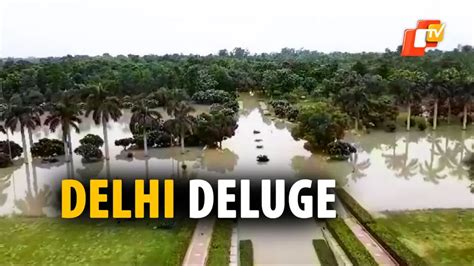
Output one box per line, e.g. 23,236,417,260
0,48,473,265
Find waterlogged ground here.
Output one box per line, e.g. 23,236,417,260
0,92,473,217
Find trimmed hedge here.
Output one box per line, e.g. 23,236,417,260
336,188,373,224
326,219,377,266
336,188,427,266
312,239,337,266
240,240,254,266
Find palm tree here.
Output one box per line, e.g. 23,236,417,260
44,92,82,162
168,101,195,154
84,84,122,160
456,73,473,130
389,69,426,131
130,102,161,157
428,77,449,130
335,85,369,131
4,105,42,164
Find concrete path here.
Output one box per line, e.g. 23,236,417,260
335,196,397,265
238,218,321,266
343,218,397,265
182,218,215,266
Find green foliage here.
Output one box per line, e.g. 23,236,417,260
207,220,233,266
191,89,235,105
196,107,238,148
336,188,374,224
416,118,427,131
0,140,23,159
312,239,337,266
327,141,356,161
292,102,349,151
74,144,103,162
79,134,104,148
240,240,254,266
326,219,378,266
269,100,299,121
30,138,65,158
114,138,134,150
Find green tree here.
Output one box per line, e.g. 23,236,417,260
130,102,162,156
44,91,82,162
389,69,427,130
84,84,122,160
167,101,195,154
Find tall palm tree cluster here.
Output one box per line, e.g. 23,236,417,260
0,84,199,165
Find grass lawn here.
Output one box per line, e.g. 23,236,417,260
206,220,233,266
0,218,195,265
377,209,474,265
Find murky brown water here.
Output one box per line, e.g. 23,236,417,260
0,93,473,216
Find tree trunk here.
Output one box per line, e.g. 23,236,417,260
102,117,110,160
406,103,411,131
6,130,12,160
20,128,29,164
447,99,451,124
180,131,185,154
63,133,70,162
462,104,468,130
144,131,148,157
433,101,438,130
27,128,34,149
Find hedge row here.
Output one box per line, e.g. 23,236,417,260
312,239,338,266
335,188,427,266
325,219,378,266
239,240,254,266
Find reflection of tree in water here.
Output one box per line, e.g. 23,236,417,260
291,155,351,186
14,163,51,216
349,153,370,181
450,132,471,181
419,134,446,184
77,160,105,179
199,148,239,174
464,153,474,193
382,135,419,180
0,173,11,207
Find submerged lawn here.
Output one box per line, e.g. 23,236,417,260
377,209,474,265
0,218,195,265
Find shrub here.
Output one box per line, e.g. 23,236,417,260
240,240,254,266
336,188,373,224
79,134,104,148
326,219,377,266
257,155,269,162
312,239,337,266
31,138,65,158
191,89,234,104
327,141,356,161
114,138,134,150
74,144,103,162
0,140,23,159
384,121,397,132
417,118,427,131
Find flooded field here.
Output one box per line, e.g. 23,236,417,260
0,93,473,216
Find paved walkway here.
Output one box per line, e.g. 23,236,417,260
182,218,215,266
335,197,397,265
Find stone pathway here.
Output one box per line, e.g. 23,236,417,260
182,218,215,266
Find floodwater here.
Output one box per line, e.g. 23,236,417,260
0,93,473,216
